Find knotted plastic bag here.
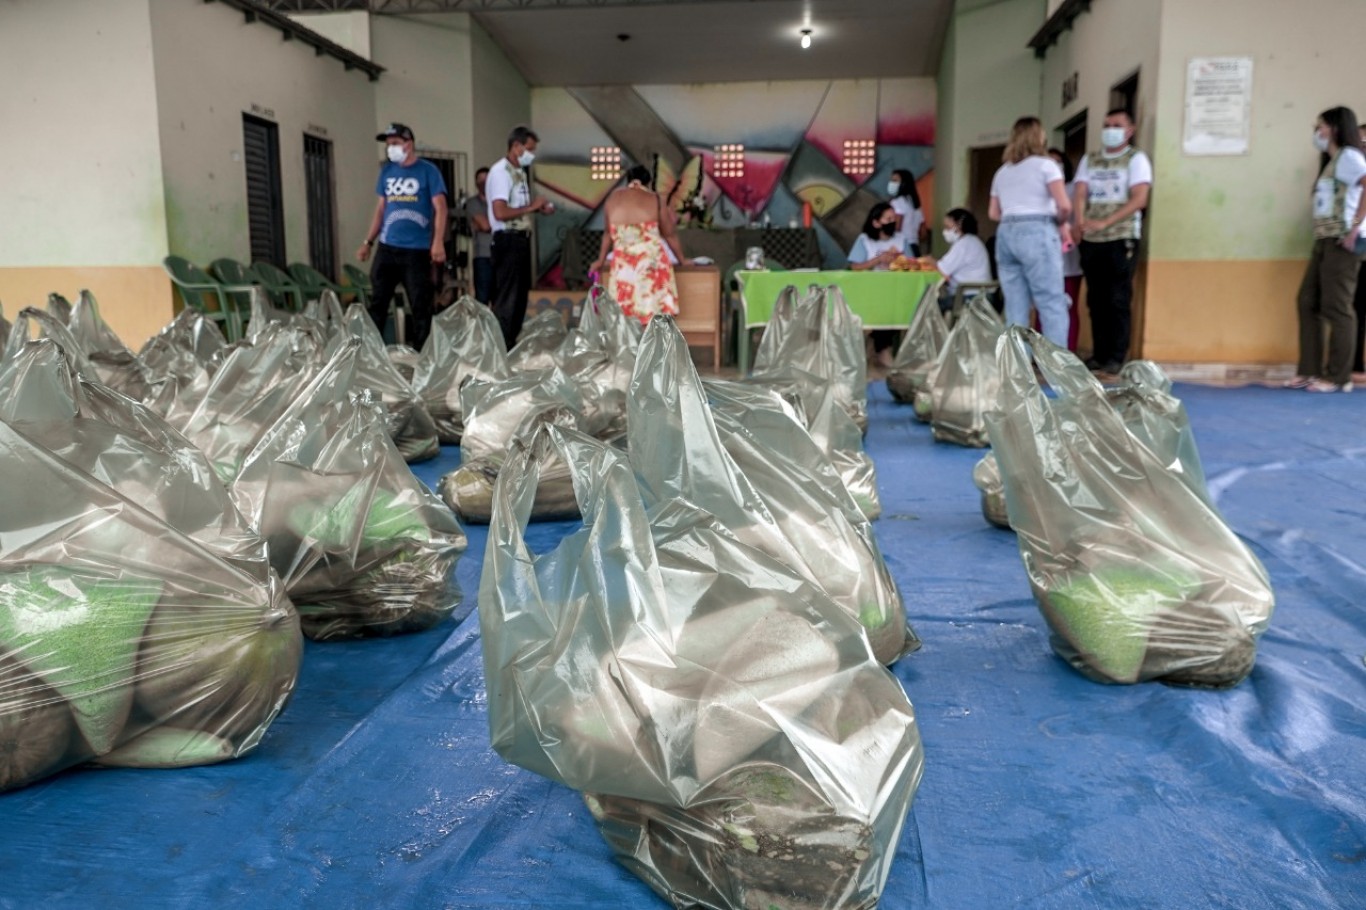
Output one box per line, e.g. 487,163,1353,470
929,296,1004,447
753,285,869,433
507,309,569,373
986,328,1274,687
631,318,915,665
412,295,509,444
887,279,948,404
480,423,923,910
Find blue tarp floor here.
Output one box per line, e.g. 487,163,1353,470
1,381,1364,909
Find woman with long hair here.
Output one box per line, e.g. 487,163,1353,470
590,163,690,324
887,168,925,255
1286,106,1366,392
848,202,912,366
988,117,1073,347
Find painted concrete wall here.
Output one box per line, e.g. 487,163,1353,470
933,0,1046,222
286,10,372,60
471,20,532,173
370,12,474,172
149,0,380,282
0,0,172,342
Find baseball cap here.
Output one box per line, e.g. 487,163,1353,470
376,123,415,142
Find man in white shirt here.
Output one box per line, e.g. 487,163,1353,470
486,125,553,348
1073,109,1153,373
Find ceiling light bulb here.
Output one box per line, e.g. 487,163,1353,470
800,29,812,49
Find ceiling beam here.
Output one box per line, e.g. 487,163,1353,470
261,0,794,11
206,0,386,79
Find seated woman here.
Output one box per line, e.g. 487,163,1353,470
921,208,993,310
589,164,690,324
849,202,911,366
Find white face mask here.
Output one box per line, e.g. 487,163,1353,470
1101,127,1128,149
1314,131,1331,153
942,229,961,245
887,180,901,196
518,150,536,168
386,144,406,164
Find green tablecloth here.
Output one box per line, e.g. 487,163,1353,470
739,270,940,329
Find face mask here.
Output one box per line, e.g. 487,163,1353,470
878,222,896,238
1314,131,1331,153
386,144,406,164
518,150,536,167
942,229,961,245
887,180,901,196
1101,127,1128,149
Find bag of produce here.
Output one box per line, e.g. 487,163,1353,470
887,280,949,404
412,295,509,444
63,291,153,401
1104,361,1209,502
458,367,586,464
140,307,226,383
630,318,915,665
326,302,439,463
437,443,586,526
231,342,466,641
481,423,924,910
0,401,299,790
753,285,868,432
555,291,640,440
986,328,1275,687
972,452,1010,529
929,296,1003,447
386,344,420,383
507,309,568,373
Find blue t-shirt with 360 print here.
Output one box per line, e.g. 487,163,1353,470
375,159,447,250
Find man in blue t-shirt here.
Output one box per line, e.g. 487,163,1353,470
356,122,447,350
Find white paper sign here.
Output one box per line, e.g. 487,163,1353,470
1184,57,1253,156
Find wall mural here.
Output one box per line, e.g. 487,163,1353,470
527,77,936,285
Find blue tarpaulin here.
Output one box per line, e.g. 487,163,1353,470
1,382,1363,909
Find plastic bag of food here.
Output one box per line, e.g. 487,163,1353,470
45,292,73,324
887,280,949,404
326,302,439,463
929,296,1004,447
458,367,586,464
973,452,1010,530
481,423,924,910
986,328,1275,687
412,295,509,444
386,344,420,383
555,291,640,440
631,318,915,665
507,309,568,373
230,342,466,641
437,443,586,526
140,307,226,381
0,386,299,789
302,289,347,340
59,291,153,401
1104,360,1209,502
753,285,868,432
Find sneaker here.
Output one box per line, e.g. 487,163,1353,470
1084,357,1103,371
1305,379,1352,393
1282,375,1314,389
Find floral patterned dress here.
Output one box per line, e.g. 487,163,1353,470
607,221,679,324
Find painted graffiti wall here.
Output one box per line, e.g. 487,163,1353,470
529,77,936,282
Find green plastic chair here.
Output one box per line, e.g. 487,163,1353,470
208,258,261,335
250,261,307,312
342,263,373,307
163,255,247,341
728,258,788,374
289,262,351,303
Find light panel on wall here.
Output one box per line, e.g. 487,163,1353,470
590,146,622,181
715,143,745,179
842,139,877,177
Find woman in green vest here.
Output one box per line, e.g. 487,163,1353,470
1287,106,1366,393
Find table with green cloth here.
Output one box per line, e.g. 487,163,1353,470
738,269,940,330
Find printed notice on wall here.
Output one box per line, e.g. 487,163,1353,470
1184,57,1253,156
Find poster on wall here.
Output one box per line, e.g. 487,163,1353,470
1183,57,1253,156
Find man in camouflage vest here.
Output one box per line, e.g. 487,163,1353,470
1074,109,1154,373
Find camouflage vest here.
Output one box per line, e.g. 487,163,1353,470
1312,150,1349,240
1082,146,1143,243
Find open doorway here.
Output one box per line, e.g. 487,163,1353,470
1111,70,1139,117
1058,111,1087,173
966,144,1006,242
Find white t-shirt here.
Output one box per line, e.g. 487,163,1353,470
936,234,992,291
1313,147,1366,232
848,234,908,268
1075,148,1154,237
891,196,923,250
485,157,531,232
991,156,1065,217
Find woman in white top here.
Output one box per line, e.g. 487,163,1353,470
888,169,925,256
1048,147,1084,352
1286,106,1366,393
848,202,909,271
920,208,992,312
988,117,1073,347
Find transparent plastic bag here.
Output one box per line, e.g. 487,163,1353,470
481,423,924,910
753,285,868,432
986,328,1275,687
458,367,586,464
887,280,948,404
631,319,915,665
507,309,568,373
929,296,1004,447
412,295,509,444
972,452,1010,530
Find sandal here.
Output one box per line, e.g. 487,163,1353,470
1305,379,1352,393
1282,375,1314,389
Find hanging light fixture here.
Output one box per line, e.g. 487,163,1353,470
800,28,812,49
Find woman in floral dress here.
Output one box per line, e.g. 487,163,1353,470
590,165,691,324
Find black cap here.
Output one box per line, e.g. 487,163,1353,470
376,123,415,142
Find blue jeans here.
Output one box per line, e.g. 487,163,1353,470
995,218,1070,347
